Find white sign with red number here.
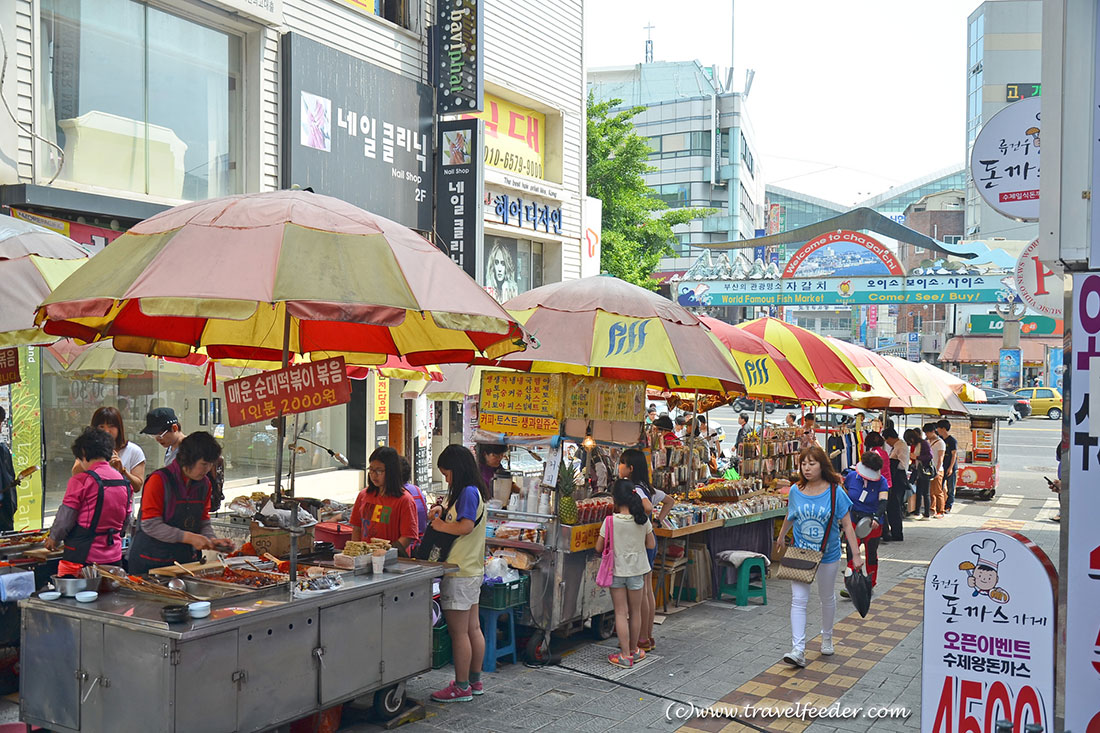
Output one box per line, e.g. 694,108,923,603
1013,239,1064,318
1067,272,1100,733
970,96,1041,222
921,529,1055,733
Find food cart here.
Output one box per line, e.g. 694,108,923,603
472,372,647,653
18,560,440,732
953,403,1013,501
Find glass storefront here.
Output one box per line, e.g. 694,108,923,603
40,349,346,518
484,236,544,302
40,0,242,200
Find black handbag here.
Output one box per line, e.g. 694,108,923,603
414,503,484,563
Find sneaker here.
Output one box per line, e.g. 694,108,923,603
1051,513,1061,522
431,681,474,703
839,588,851,599
821,637,835,656
632,649,646,663
470,681,484,696
608,652,633,669
915,515,927,521
934,513,944,519
782,648,807,668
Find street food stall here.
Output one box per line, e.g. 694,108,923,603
472,372,648,650
953,403,1013,501
19,559,440,731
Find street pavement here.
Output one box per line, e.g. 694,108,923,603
0,421,1059,731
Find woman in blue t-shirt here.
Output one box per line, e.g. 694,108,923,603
775,444,863,669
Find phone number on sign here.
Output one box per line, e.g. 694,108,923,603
484,147,543,178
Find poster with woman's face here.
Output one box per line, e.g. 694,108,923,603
485,237,520,303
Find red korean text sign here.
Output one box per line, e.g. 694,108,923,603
0,349,20,387
223,357,351,427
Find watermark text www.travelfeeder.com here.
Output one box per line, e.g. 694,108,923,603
664,701,913,722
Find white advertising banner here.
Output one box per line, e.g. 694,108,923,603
921,529,1056,732
970,96,1041,222
1066,272,1100,733
582,196,602,279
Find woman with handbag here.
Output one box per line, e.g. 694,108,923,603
774,445,863,668
427,445,487,703
595,479,655,669
905,429,933,519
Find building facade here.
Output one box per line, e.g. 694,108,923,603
964,0,1041,241
587,61,765,267
0,0,585,519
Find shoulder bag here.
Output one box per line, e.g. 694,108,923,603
775,484,837,584
595,515,615,588
413,498,484,563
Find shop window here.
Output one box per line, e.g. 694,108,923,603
40,0,242,201
484,236,544,303
39,351,346,518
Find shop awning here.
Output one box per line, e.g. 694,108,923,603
941,335,1061,365
653,270,686,284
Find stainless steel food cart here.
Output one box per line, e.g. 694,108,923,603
19,562,440,733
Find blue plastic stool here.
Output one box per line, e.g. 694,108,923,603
716,557,768,606
478,606,518,672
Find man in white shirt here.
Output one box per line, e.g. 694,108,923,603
882,428,910,542
923,423,947,519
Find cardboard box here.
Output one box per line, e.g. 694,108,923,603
250,521,314,558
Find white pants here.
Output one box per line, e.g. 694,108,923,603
789,560,841,653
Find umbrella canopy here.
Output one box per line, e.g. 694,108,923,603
0,217,89,347
734,317,869,392
815,337,923,408
482,276,744,393
35,190,525,366
698,316,820,402
913,360,986,403
400,364,502,401
880,356,969,415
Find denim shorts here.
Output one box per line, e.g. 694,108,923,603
611,574,645,591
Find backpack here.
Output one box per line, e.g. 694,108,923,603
208,457,226,513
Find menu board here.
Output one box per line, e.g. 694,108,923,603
972,427,994,464
562,375,645,423
478,373,562,436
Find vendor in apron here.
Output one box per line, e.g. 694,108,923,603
128,432,234,575
45,427,132,577
350,446,419,554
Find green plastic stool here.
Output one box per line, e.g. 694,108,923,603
716,557,767,606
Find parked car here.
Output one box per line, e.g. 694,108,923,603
807,408,868,429
1013,387,1062,420
730,397,776,414
970,387,1031,419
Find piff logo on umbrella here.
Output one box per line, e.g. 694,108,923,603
606,320,649,356
743,357,770,387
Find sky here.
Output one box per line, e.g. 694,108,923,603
584,0,976,206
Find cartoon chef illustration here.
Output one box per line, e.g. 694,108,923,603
958,538,1010,604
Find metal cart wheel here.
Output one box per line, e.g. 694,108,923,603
373,682,406,720
525,631,552,663
592,612,616,640
978,489,996,501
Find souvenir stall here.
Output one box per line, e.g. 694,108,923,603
471,371,648,651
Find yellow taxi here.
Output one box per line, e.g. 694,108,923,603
1013,387,1063,420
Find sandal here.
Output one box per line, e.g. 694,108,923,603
608,652,633,669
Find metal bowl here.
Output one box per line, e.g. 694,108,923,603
51,574,100,597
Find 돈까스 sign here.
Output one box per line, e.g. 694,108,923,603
970,95,1041,222
921,530,1055,733
224,357,351,427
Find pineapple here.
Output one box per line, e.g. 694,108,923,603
557,462,578,525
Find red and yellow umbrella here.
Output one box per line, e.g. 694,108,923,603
815,337,922,408
697,316,819,402
35,190,525,367
734,317,869,392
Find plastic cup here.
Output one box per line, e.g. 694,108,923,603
371,552,386,574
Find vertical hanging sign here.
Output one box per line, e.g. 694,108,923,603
435,0,483,114
435,118,484,280
9,347,42,529
1066,272,1100,733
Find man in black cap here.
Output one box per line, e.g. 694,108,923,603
140,407,186,467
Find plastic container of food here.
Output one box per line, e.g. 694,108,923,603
312,522,353,550
75,591,98,603
188,601,211,618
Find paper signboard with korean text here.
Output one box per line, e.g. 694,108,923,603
921,529,1055,733
478,372,561,437
224,357,351,427
561,375,645,423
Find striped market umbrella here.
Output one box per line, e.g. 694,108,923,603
814,337,923,409
913,360,986,403
880,355,969,415
0,216,88,347
734,317,869,392
35,190,526,367
482,276,744,394
697,316,820,402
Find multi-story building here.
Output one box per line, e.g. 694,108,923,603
0,0,586,517
965,0,1041,241
587,60,765,272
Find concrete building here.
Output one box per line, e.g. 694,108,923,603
0,0,586,515
965,0,1042,241
587,61,766,270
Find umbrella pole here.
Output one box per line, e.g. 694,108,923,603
274,309,292,500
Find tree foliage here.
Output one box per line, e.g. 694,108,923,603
586,93,716,290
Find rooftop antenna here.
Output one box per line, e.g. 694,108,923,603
644,22,654,63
